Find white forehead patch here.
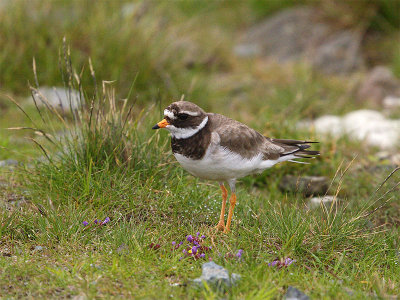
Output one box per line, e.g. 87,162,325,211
180,110,200,117
166,116,208,139
164,109,176,120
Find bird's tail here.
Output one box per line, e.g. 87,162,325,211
271,138,320,159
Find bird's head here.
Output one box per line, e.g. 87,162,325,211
152,101,208,139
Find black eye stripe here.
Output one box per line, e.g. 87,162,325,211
178,113,189,120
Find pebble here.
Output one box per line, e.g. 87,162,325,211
193,261,241,290
308,195,339,208
279,175,329,196
284,286,310,300
0,159,19,168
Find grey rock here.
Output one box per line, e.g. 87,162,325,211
233,44,262,57
34,246,44,251
26,87,81,111
0,159,19,168
236,7,329,61
312,30,363,75
235,7,364,74
193,261,241,289
284,286,310,300
279,175,329,196
357,66,400,106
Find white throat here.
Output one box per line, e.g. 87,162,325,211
166,116,208,139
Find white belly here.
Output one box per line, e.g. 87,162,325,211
174,146,293,181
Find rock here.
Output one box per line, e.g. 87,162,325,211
279,175,329,196
235,7,364,74
313,115,343,137
193,261,241,289
234,44,261,57
284,286,310,300
383,96,400,109
308,195,339,208
0,159,19,168
311,30,363,75
301,109,400,150
357,66,400,106
26,87,81,111
34,246,44,251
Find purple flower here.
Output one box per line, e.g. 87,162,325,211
186,235,193,243
236,249,244,259
268,260,279,267
101,217,110,225
94,219,99,224
200,253,205,258
268,257,295,268
172,241,176,245
191,246,198,254
83,221,89,226
196,232,200,237
201,235,206,239
183,249,187,254
179,242,183,246
193,240,199,246
284,258,294,266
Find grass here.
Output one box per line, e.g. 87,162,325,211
1,1,400,299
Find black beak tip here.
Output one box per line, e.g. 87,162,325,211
152,124,160,130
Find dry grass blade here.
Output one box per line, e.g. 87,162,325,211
3,94,39,128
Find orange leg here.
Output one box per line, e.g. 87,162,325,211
224,193,236,233
215,184,228,231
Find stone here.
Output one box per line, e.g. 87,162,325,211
284,286,310,300
193,261,241,289
357,66,400,106
383,96,400,109
0,159,19,168
26,87,81,111
279,175,329,196
308,195,339,208
34,246,44,251
301,110,400,150
311,30,363,75
235,7,364,74
313,115,343,137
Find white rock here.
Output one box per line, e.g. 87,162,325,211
26,87,81,111
383,96,400,109
313,115,343,136
309,195,338,208
306,109,400,150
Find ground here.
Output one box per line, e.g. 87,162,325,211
0,1,399,299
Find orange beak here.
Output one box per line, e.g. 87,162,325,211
152,119,170,129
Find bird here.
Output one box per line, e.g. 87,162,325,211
152,101,319,233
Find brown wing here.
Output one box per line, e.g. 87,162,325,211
207,113,283,159
208,113,319,160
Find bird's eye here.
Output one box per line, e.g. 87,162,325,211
178,113,189,120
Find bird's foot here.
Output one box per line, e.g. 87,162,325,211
223,227,230,234
215,222,225,232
